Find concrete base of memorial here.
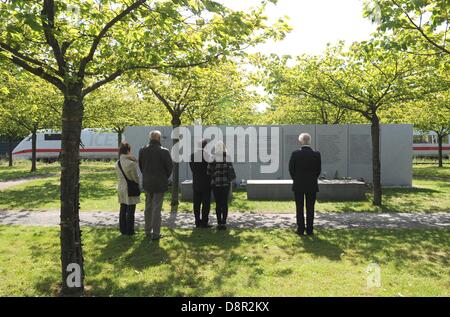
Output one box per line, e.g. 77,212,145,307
246,179,367,201
181,180,233,202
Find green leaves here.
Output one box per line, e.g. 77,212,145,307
1,0,288,95
0,66,61,134
256,40,441,124
363,0,450,55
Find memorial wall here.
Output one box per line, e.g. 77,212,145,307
124,124,413,187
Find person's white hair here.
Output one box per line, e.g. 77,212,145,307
149,130,161,141
298,133,311,145
214,141,227,154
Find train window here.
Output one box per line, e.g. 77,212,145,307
413,134,449,144
430,135,437,144
413,135,430,144
44,134,62,141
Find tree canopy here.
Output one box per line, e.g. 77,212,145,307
363,0,450,55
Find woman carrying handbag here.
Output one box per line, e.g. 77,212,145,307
116,142,141,235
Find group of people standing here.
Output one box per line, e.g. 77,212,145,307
116,130,321,240
116,130,236,240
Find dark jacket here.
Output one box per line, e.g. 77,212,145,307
189,150,211,192
207,153,236,187
139,140,173,193
289,146,321,193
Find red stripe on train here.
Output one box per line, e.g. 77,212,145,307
13,148,119,155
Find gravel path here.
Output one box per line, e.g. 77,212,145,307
0,210,449,229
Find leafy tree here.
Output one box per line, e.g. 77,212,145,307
385,90,450,167
137,61,260,210
0,0,287,295
259,42,437,206
182,63,259,126
261,92,364,125
0,71,28,167
410,94,450,167
84,82,169,149
0,121,27,167
363,0,450,55
0,70,60,171
0,69,17,166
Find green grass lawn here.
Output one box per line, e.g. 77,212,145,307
0,225,448,296
0,160,448,213
0,160,60,181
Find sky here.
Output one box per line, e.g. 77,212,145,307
223,0,377,56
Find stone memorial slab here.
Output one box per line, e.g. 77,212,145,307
125,124,412,187
246,179,367,201
381,125,413,186
348,125,372,183
316,125,348,179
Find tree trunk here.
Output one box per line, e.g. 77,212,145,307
171,115,181,212
7,136,13,167
31,128,37,172
59,84,85,297
437,134,443,168
117,129,123,159
371,115,382,206
118,130,123,147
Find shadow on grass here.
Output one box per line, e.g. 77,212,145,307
0,181,60,209
21,226,449,296
81,227,258,296
0,165,60,182
0,170,116,210
321,229,450,273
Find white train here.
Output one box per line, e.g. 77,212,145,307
413,131,450,158
12,129,118,161
11,129,449,160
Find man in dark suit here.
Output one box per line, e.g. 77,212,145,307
139,130,173,240
189,139,212,228
289,133,321,236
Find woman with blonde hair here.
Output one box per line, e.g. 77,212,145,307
207,141,236,230
116,142,141,235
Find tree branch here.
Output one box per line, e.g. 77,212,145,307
148,85,176,116
81,54,221,97
286,82,369,117
0,41,60,75
41,0,66,75
391,0,450,55
2,53,65,92
78,0,147,77
81,70,123,97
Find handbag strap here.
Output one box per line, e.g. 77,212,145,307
118,160,132,183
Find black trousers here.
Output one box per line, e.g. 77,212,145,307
213,186,229,225
119,203,136,235
193,188,211,226
294,191,317,234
